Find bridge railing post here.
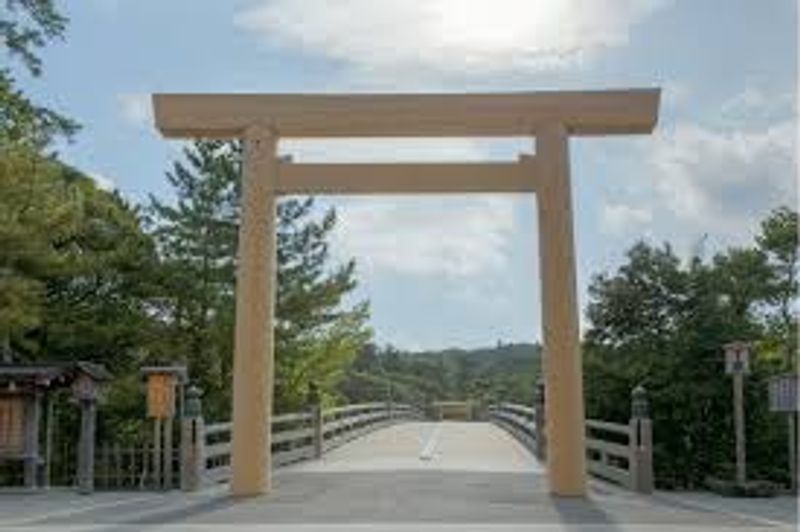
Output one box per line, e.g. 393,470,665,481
629,384,653,493
180,386,205,491
307,382,323,459
311,403,323,459
534,378,547,462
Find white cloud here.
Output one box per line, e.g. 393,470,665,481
601,202,653,235
331,196,517,278
661,80,691,108
647,120,796,236
234,0,667,78
720,87,796,121
116,93,152,128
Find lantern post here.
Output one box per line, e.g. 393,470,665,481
72,373,99,494
723,341,751,487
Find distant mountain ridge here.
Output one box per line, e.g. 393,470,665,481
340,342,542,406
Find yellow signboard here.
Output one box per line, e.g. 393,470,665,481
147,373,176,418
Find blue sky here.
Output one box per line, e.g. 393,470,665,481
20,0,797,350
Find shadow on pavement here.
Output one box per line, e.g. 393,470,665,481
89,492,242,532
552,496,624,531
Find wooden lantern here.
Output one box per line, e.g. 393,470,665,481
724,341,751,375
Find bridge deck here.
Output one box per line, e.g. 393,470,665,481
0,422,794,531
294,421,543,472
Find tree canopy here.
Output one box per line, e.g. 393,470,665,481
584,206,798,488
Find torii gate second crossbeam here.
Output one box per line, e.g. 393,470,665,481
152,89,661,498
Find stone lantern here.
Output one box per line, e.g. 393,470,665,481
631,384,649,419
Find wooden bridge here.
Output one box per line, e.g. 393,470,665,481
0,401,794,530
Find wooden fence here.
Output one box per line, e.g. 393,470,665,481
44,402,420,491
48,442,175,490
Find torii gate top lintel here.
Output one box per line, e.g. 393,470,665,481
152,88,660,139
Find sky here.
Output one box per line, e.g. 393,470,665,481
18,0,798,350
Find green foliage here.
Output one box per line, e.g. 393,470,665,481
0,70,80,150
0,146,158,368
145,141,240,418
273,197,371,411
0,147,69,348
584,207,798,489
756,206,799,368
340,342,541,409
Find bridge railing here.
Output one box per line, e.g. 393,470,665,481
322,403,412,452
487,403,540,456
195,402,422,487
585,419,636,489
488,384,653,494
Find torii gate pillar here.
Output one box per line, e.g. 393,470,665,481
230,124,277,496
536,124,586,495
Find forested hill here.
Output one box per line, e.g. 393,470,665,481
339,342,542,407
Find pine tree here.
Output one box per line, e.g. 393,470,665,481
146,141,240,417
0,147,76,354
0,146,157,368
148,140,370,417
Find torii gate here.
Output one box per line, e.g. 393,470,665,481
152,89,660,498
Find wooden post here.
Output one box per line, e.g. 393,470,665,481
312,404,323,459
733,372,746,487
534,378,547,462
43,397,54,488
23,390,42,489
153,418,162,490
163,416,173,489
141,443,150,489
230,123,277,497
536,124,587,497
77,399,97,494
789,413,797,493
114,443,122,489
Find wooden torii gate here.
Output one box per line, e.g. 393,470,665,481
152,89,660,498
